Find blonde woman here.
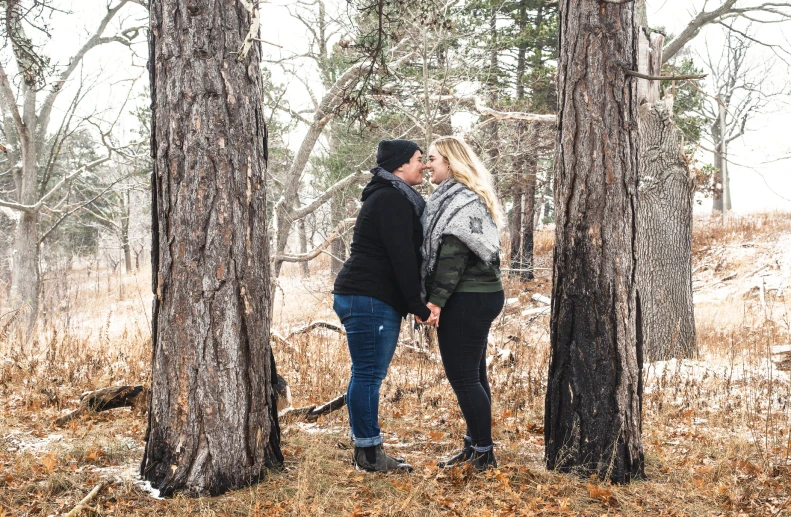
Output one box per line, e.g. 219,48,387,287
420,135,505,470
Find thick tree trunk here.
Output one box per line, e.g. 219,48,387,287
544,0,644,483
142,0,282,496
636,102,696,361
10,106,39,336
634,32,697,362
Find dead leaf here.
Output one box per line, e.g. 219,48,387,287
86,447,105,462
41,452,58,473
588,483,618,507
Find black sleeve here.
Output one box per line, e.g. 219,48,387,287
375,193,431,321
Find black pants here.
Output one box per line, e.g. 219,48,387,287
437,290,505,450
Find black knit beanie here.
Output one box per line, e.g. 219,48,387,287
376,139,422,173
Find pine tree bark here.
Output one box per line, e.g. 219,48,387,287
141,0,283,496
544,0,645,483
636,102,696,361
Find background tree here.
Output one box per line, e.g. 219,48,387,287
701,25,783,213
544,0,644,483
141,0,282,495
634,33,698,362
0,0,145,336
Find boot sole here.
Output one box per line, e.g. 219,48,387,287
354,462,413,473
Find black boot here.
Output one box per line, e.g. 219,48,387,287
354,444,413,473
352,438,404,464
467,448,497,471
437,436,473,468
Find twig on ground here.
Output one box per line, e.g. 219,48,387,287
65,482,106,517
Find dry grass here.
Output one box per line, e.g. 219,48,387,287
1,214,791,516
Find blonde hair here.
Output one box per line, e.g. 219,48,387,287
431,136,504,227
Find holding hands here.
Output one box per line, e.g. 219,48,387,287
416,302,442,327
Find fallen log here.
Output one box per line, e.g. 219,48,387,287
286,321,346,340
55,385,148,426
400,343,440,361
771,344,791,371
279,394,347,423
531,294,551,305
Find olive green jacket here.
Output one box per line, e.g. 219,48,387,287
424,235,503,307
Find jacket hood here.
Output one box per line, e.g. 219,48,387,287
361,175,392,202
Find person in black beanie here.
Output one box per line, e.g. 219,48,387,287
333,139,439,473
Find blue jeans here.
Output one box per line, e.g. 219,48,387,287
333,294,402,447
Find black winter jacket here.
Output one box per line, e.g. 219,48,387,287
333,175,431,321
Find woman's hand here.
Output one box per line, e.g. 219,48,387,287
426,302,441,327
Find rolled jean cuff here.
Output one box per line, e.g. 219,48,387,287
473,444,493,453
353,434,382,447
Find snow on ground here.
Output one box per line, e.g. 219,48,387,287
693,232,791,305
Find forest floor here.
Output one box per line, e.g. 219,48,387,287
2,213,791,516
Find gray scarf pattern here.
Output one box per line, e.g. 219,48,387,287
371,166,426,217
420,179,501,301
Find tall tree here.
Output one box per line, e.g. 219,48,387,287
544,0,644,483
141,0,282,495
703,25,779,213
634,33,697,362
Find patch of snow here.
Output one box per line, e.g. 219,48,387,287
644,357,789,394
91,463,165,500
3,431,63,453
137,479,164,500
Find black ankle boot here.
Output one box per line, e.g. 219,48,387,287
437,436,473,468
352,438,404,463
467,448,497,471
354,444,413,473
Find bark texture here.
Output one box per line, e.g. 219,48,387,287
636,102,696,361
544,0,645,483
142,0,282,496
11,211,38,332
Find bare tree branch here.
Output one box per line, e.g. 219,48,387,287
289,170,367,221
0,155,111,214
37,173,132,244
434,95,557,123
663,0,791,63
0,63,24,137
625,70,708,81
273,217,356,263
36,0,144,152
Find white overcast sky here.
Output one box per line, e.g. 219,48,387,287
34,0,791,214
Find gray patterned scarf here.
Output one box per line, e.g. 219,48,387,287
420,179,501,301
371,166,426,217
